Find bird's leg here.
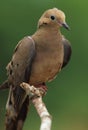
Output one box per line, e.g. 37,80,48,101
34,83,48,96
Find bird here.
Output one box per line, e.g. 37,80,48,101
6,8,71,87
1,8,72,130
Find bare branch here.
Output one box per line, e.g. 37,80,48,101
21,82,52,130
32,97,52,130
20,82,42,98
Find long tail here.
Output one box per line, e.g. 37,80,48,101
5,86,30,130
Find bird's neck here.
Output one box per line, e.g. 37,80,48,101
32,27,62,43
38,26,61,35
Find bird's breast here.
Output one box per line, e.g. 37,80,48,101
29,40,64,85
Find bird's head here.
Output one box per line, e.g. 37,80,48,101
38,8,70,30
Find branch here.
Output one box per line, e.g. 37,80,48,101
20,82,42,98
21,82,52,130
32,97,52,130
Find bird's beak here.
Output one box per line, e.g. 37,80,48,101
62,22,70,30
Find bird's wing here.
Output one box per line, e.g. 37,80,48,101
61,36,72,68
6,36,35,111
6,36,35,86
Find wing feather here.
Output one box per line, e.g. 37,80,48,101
61,36,72,68
6,36,35,86
6,36,35,111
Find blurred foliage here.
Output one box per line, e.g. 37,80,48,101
0,0,88,130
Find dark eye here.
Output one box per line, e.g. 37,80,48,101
50,15,55,20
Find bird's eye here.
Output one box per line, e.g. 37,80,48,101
50,15,55,20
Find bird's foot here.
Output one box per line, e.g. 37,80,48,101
34,83,48,96
20,82,42,98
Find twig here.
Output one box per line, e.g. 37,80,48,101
21,82,52,130
20,82,42,98
32,97,52,130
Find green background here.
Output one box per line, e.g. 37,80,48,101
0,0,88,130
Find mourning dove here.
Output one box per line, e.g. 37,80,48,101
6,8,71,87
1,8,72,130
